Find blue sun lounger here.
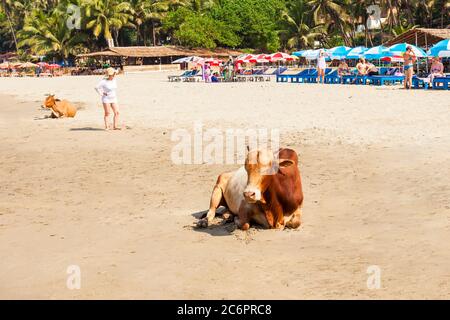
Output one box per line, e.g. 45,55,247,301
276,69,313,83
412,76,430,89
432,77,450,90
367,75,404,86
341,74,367,84
324,70,340,84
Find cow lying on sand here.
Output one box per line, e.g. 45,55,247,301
43,95,77,118
198,148,304,230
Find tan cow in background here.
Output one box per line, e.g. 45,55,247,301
43,95,77,118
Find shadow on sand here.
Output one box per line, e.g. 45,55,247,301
190,209,237,237
70,127,105,131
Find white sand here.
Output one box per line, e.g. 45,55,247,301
0,73,449,299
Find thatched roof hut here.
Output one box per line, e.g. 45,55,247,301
384,28,450,48
77,46,243,60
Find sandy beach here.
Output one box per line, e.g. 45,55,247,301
0,72,449,299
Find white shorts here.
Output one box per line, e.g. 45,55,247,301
102,96,118,104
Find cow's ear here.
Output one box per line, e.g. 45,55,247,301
279,159,295,168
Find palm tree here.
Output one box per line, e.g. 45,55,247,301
130,0,181,46
84,0,133,47
280,0,324,49
18,9,88,60
307,0,352,46
0,0,21,51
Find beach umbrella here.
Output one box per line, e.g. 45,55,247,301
388,43,427,58
235,54,255,63
381,55,404,63
8,62,23,68
172,56,202,64
328,46,352,60
248,54,271,63
427,39,450,58
203,58,223,66
37,62,49,68
48,64,61,69
18,62,39,69
363,45,392,59
303,49,326,60
345,46,367,59
270,52,294,61
0,62,9,69
292,50,306,57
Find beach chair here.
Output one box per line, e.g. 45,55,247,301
259,67,277,81
367,75,404,86
432,77,450,90
324,69,340,84
412,76,430,89
303,68,333,83
183,70,202,82
168,70,192,82
276,69,308,83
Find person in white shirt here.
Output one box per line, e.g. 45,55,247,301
95,67,121,130
316,50,329,84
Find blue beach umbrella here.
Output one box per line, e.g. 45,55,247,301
363,45,392,60
292,50,306,57
328,46,351,60
345,46,367,59
427,39,450,58
388,43,427,58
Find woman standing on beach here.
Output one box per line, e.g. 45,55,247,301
316,50,328,84
95,67,121,130
403,46,416,89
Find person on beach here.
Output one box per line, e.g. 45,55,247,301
428,57,444,85
356,58,367,75
403,46,416,89
95,67,121,130
316,50,328,83
366,62,379,76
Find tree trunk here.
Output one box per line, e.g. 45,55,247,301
3,5,18,51
152,21,156,46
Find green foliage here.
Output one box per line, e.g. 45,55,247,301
0,0,448,59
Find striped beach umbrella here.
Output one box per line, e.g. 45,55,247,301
427,39,450,58
270,52,297,61
363,45,392,59
388,43,427,58
345,46,367,59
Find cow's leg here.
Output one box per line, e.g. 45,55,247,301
197,172,233,228
285,208,302,230
235,202,251,231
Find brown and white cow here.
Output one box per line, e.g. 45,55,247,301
43,95,77,118
197,148,304,230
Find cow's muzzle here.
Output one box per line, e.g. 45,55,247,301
243,189,261,203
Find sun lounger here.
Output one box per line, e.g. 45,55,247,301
303,68,333,83
432,77,450,90
366,75,404,86
412,76,430,89
324,70,340,84
169,70,193,82
276,69,314,83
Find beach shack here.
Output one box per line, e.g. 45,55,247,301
76,46,242,73
384,28,450,49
